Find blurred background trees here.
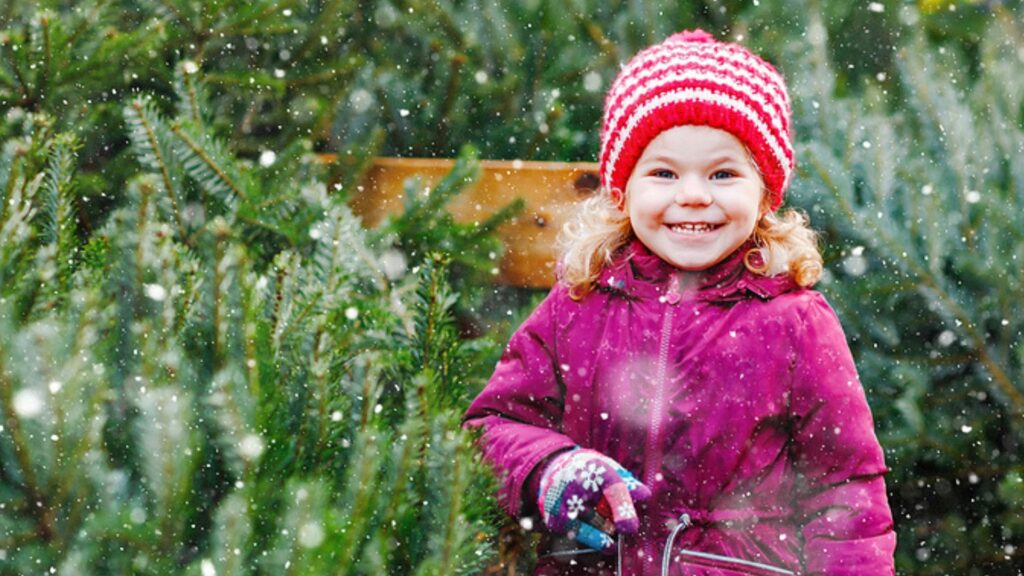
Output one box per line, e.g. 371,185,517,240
2,0,1022,574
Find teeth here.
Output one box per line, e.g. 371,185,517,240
669,223,716,233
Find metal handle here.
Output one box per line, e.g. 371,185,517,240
551,512,796,576
656,513,796,576
660,514,692,576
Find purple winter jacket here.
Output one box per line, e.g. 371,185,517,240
464,240,896,575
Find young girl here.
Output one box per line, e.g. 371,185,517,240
464,30,896,575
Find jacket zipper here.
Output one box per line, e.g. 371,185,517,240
642,299,676,574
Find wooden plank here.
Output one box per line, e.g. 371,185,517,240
350,157,600,288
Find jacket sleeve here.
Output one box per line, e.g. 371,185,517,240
463,285,577,518
789,293,896,575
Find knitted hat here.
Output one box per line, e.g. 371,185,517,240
599,29,794,211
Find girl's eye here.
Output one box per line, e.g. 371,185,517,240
652,169,676,179
710,170,736,180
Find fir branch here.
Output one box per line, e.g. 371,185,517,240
204,492,252,576
211,218,238,366
37,134,79,303
0,168,38,289
64,0,109,48
37,11,51,106
170,121,248,203
0,355,54,542
309,329,332,466
438,435,466,575
0,140,26,225
207,0,286,39
4,35,32,106
806,146,1024,417
174,60,205,127
136,386,197,548
292,0,350,61
124,98,189,240
333,430,382,576
155,0,191,29
433,51,465,155
579,15,619,62
208,364,259,479
242,270,262,417
391,145,480,237
376,376,428,561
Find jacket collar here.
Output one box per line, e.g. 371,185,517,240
595,238,798,303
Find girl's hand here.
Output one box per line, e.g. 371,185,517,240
536,448,652,552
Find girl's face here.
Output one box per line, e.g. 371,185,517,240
626,125,764,279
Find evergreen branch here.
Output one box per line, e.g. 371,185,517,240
273,287,323,352
65,0,109,48
0,530,41,550
0,69,15,90
212,220,232,365
39,134,79,300
207,1,284,38
420,259,443,370
0,360,54,542
0,143,21,224
438,434,466,574
0,173,42,292
206,493,252,576
333,431,381,576
174,61,205,126
376,378,426,561
397,0,465,50
209,364,259,479
572,12,620,63
201,0,231,34
242,271,262,415
132,178,153,320
8,52,31,107
292,0,349,60
136,387,197,548
38,12,51,106
285,61,361,87
310,330,332,464
433,51,465,155
157,0,190,29
270,259,288,351
807,149,1024,417
170,121,248,202
124,99,189,240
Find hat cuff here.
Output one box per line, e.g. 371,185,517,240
602,103,788,211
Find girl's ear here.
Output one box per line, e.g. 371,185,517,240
610,187,625,210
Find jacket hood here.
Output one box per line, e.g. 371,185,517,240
594,238,799,303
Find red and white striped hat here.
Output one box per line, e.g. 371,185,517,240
599,29,794,211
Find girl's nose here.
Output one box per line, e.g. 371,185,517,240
673,177,712,206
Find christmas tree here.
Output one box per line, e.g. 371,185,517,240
0,63,503,576
786,5,1024,573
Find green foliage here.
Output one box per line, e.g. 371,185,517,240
787,7,1024,574
0,70,499,576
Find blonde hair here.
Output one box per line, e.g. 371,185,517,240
557,188,823,300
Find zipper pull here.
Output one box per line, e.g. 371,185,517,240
660,275,682,305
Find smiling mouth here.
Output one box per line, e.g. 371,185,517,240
667,222,722,234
